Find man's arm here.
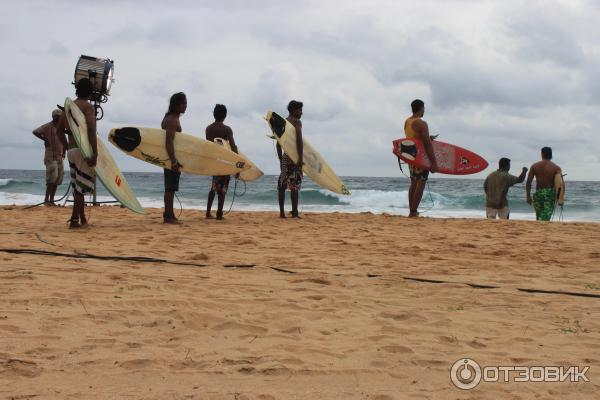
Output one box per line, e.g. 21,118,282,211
516,167,527,184
418,121,437,172
32,125,47,142
276,142,283,161
295,120,303,168
164,117,181,172
483,176,488,194
526,165,535,204
81,103,97,167
227,127,238,154
56,115,69,158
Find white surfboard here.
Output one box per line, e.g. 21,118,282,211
64,98,145,214
265,111,350,195
108,127,250,176
213,138,264,182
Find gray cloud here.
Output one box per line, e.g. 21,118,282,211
1,0,599,180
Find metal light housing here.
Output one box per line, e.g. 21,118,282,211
73,55,114,99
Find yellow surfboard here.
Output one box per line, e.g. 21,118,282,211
64,98,145,214
109,127,250,176
264,111,350,195
213,138,263,182
554,172,565,206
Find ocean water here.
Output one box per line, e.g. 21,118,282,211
1,169,599,222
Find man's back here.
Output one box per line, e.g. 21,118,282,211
484,170,519,209
530,160,560,189
206,121,232,141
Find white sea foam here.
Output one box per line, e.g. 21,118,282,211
0,178,16,188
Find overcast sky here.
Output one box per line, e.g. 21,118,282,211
1,0,599,180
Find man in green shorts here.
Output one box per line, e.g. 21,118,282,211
526,147,562,221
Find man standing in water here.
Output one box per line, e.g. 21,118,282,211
162,92,187,224
32,108,65,205
404,99,438,217
277,100,304,218
205,104,238,220
526,147,562,221
484,158,527,219
55,78,97,228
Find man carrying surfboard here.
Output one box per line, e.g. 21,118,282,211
526,147,562,221
404,99,438,217
162,92,187,224
205,104,238,220
55,78,97,228
277,100,304,218
484,158,527,219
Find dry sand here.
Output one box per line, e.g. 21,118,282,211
1,205,599,399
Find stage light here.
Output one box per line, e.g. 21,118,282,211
73,55,115,120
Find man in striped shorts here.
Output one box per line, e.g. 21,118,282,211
56,78,97,228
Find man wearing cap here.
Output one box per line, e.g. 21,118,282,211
33,109,65,205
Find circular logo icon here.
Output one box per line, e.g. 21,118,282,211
451,358,482,390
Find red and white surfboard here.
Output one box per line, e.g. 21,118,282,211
392,138,488,175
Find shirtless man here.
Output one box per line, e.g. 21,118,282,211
526,147,562,221
162,92,187,224
404,99,438,217
277,100,304,218
55,78,97,228
205,104,238,220
32,109,65,205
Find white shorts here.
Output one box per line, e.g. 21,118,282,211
486,207,510,219
45,159,64,186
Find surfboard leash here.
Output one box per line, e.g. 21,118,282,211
396,156,435,214
23,184,72,210
225,177,246,216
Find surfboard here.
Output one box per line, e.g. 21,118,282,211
265,111,350,195
64,98,145,214
108,127,250,176
392,138,488,175
213,138,263,182
554,173,565,206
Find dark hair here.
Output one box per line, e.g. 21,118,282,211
541,147,552,160
75,78,94,98
499,157,511,170
287,100,303,112
411,99,424,114
213,104,227,121
167,92,187,115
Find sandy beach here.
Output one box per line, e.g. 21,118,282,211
1,205,599,399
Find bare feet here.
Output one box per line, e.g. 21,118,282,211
408,211,419,218
206,213,214,219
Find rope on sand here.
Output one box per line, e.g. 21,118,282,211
402,276,600,299
2,248,597,299
0,248,207,268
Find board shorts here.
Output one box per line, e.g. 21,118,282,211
409,164,429,181
164,168,181,192
45,159,64,186
211,175,230,193
486,207,510,219
278,153,302,191
533,188,556,221
67,148,95,195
